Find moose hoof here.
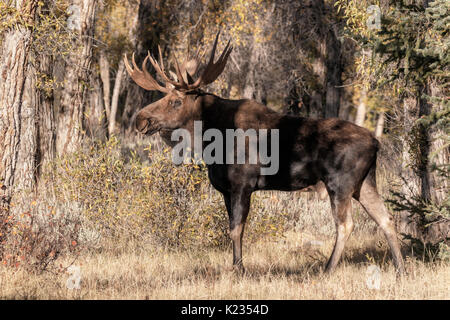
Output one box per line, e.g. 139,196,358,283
232,264,246,275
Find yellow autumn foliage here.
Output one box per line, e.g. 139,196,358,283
49,137,289,250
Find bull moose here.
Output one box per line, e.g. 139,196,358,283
124,32,405,274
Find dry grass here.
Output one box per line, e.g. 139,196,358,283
1,229,448,300
1,139,448,300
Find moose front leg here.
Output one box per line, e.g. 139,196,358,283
223,188,252,273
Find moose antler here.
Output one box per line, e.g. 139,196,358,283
124,31,232,93
123,53,169,93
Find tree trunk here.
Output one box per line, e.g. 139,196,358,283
108,60,125,136
310,37,326,119
85,72,107,140
121,0,152,135
99,51,111,121
36,54,56,176
324,23,342,118
243,42,258,100
0,0,39,214
56,0,97,155
338,96,352,121
374,112,385,138
355,90,367,126
428,82,449,204
15,57,38,194
396,87,450,245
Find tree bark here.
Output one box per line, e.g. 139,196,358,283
121,0,153,135
374,112,385,138
99,51,111,121
56,0,97,155
324,23,342,118
243,41,258,100
108,60,125,136
355,90,367,126
310,37,326,119
36,54,56,176
428,82,449,204
85,71,107,140
0,0,39,213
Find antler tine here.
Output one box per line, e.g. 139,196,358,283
203,40,233,84
173,53,189,89
157,46,166,76
190,31,233,88
126,31,232,93
206,30,220,67
123,53,169,93
141,56,169,92
147,50,181,87
124,52,135,77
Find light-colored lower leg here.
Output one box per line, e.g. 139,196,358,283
359,182,405,274
325,199,354,273
230,223,245,270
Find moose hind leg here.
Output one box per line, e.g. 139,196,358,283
357,179,405,274
325,196,354,273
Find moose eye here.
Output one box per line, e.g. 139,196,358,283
172,99,182,109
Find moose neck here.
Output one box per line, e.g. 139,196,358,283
194,92,281,132
160,92,282,148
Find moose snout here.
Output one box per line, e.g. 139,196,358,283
135,113,151,134
135,112,160,135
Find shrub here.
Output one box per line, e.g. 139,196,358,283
49,137,289,250
0,196,82,273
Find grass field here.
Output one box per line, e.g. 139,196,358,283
1,228,448,299
0,140,448,300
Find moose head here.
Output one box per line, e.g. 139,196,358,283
124,32,232,136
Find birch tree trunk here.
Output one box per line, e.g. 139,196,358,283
56,0,97,155
0,0,39,213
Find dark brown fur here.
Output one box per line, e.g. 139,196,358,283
134,92,405,274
